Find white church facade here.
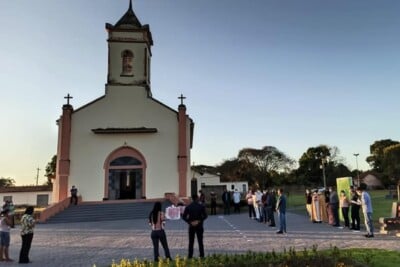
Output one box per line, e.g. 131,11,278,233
52,1,193,203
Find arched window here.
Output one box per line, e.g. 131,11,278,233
121,50,133,75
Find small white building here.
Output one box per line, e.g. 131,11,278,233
0,185,52,207
191,171,248,193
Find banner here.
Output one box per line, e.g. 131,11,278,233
165,205,185,220
336,177,353,221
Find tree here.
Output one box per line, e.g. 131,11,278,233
237,146,295,188
366,139,399,172
216,158,258,185
0,177,15,187
382,144,400,185
297,145,351,187
44,155,57,185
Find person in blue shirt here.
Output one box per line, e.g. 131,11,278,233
276,188,287,234
356,183,374,238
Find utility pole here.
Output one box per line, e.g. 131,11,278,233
353,153,360,186
36,167,40,186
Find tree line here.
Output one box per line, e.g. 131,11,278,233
193,139,400,189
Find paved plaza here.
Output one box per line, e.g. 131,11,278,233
5,211,400,267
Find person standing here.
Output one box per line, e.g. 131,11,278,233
210,192,217,215
261,190,268,223
198,190,205,205
222,188,231,215
276,188,287,234
246,190,255,219
339,190,350,228
329,187,340,227
357,184,374,238
182,194,208,258
0,209,13,262
305,189,313,220
350,188,361,231
255,190,263,222
148,202,172,262
266,190,276,227
19,206,35,264
232,189,241,213
311,190,322,223
70,185,78,205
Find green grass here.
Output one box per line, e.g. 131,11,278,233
347,248,400,267
108,248,400,267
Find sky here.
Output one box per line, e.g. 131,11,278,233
1,0,400,185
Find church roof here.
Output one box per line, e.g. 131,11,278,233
111,0,142,29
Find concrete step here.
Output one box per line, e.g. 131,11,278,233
45,201,171,224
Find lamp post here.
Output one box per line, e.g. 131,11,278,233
316,152,329,189
321,157,328,189
353,153,360,186
36,167,40,186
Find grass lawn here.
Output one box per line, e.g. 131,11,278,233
286,190,397,227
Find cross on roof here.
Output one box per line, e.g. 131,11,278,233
178,94,186,105
64,93,73,105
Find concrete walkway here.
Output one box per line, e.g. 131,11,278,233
5,211,400,267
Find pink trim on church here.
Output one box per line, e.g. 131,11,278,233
103,146,147,199
178,105,188,197
55,105,73,202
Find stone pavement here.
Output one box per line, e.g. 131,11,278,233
5,211,400,267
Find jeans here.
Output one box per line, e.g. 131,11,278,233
351,206,360,230
188,225,204,258
364,212,374,235
248,204,255,218
341,207,350,227
151,230,171,261
267,207,275,226
279,212,286,232
331,202,340,226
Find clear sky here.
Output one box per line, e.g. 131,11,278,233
1,0,399,185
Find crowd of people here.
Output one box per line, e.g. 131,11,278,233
305,183,374,238
0,201,36,263
206,188,287,233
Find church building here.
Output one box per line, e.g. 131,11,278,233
52,1,194,203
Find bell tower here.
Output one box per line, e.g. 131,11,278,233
105,0,153,90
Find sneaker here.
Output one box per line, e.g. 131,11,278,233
276,230,283,234
365,234,374,238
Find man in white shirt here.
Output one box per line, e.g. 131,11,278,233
233,189,241,213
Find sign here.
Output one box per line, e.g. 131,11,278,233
165,205,185,220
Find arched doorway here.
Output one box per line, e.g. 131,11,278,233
104,146,146,200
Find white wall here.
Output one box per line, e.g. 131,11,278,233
68,86,189,201
0,191,52,206
193,171,248,193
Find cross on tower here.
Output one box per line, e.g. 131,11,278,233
178,94,186,105
64,93,73,105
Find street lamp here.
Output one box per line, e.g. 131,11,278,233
353,153,360,186
316,152,329,189
320,157,328,189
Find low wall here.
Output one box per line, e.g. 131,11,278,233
38,196,81,223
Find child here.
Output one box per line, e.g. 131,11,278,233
0,209,13,262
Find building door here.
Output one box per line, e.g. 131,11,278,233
107,155,144,200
